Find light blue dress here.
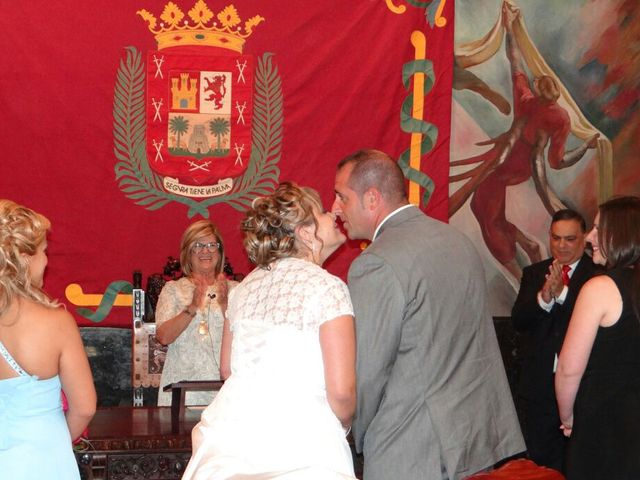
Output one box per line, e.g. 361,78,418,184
0,341,79,479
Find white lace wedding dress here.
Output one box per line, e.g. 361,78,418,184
182,257,356,480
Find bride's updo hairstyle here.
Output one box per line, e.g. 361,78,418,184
242,182,322,268
0,200,57,318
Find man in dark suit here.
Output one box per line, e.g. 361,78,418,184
512,209,599,472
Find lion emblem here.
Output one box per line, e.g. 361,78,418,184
203,74,227,110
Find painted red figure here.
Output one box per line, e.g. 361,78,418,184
451,3,598,280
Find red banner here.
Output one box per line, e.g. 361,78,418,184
0,1,453,327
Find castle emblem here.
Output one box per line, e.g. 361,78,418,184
113,1,282,216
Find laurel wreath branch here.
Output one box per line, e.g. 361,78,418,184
113,47,283,218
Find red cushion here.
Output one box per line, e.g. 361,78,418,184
466,459,565,480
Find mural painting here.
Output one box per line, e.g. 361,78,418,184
451,0,638,315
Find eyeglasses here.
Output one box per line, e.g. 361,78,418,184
191,241,220,253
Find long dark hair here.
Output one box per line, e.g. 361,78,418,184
598,196,640,319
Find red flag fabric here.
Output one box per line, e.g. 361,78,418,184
0,1,453,327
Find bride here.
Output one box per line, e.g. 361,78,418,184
182,182,357,479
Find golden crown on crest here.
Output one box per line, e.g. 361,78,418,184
137,0,264,52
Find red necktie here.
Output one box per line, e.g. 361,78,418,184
562,264,571,286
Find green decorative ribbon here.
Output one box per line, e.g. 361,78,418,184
404,0,439,27
398,58,438,207
405,0,434,6
76,281,133,323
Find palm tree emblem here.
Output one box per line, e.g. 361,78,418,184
169,116,190,150
209,118,230,153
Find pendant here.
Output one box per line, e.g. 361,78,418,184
198,319,209,336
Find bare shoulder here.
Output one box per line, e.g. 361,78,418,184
50,307,80,341
5,301,81,377
582,274,618,295
578,274,622,326
23,301,79,337
577,275,620,307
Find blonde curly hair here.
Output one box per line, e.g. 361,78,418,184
242,182,322,268
0,199,58,318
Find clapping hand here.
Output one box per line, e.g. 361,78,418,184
191,274,209,311
541,260,563,303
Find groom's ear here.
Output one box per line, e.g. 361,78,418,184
364,187,382,211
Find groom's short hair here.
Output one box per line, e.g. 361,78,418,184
337,149,407,204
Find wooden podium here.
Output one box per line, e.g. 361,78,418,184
76,382,223,479
163,380,224,425
75,407,201,480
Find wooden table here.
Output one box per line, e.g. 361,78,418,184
162,380,224,425
77,403,363,479
75,407,202,480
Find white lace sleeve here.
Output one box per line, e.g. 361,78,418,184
227,282,239,331
317,276,354,326
227,279,239,296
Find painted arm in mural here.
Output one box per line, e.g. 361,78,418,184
532,130,600,215
453,59,511,115
547,132,601,170
503,3,525,78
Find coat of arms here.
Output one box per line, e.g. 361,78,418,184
113,1,282,217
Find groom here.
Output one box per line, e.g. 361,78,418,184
332,150,525,480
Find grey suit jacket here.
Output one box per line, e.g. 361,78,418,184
349,206,525,480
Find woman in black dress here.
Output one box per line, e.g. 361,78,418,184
556,196,640,479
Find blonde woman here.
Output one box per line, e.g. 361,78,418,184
0,200,96,479
183,182,356,479
156,220,235,406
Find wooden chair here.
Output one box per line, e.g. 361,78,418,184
132,271,169,406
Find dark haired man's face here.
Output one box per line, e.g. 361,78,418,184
549,219,586,265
